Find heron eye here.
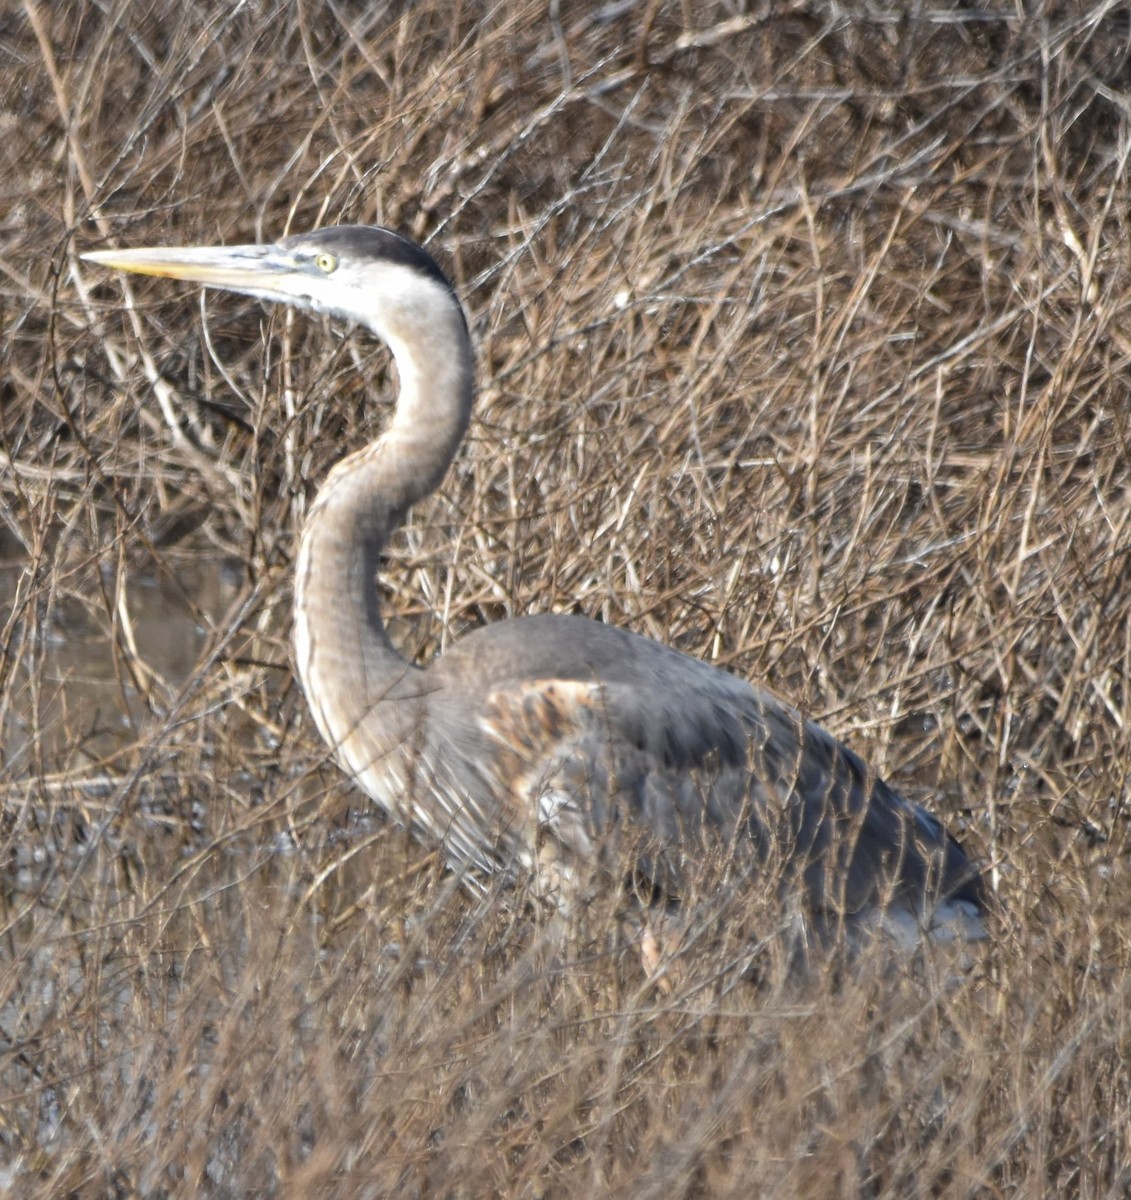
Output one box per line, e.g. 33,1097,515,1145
315,252,338,274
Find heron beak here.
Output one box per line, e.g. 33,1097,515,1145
81,243,288,292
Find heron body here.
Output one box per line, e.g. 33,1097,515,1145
85,225,987,948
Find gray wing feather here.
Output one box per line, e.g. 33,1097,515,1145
426,615,983,922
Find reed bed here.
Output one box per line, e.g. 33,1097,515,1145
2,2,1130,1195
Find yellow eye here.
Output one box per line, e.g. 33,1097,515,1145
315,252,338,273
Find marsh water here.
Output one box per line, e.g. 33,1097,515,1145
0,551,244,777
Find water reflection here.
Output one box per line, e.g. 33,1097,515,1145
0,553,244,775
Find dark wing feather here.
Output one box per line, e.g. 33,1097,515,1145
426,614,983,926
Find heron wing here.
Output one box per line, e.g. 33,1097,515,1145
466,672,977,918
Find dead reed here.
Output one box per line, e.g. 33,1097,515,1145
2,1,1130,1195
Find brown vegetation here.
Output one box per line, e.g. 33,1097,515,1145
2,1,1131,1195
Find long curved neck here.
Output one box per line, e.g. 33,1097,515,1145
293,290,473,756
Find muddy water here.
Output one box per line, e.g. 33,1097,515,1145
0,553,245,775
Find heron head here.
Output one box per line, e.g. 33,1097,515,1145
83,224,465,344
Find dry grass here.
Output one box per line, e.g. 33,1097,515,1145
3,1,1131,1195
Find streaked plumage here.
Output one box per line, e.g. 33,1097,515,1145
84,225,987,951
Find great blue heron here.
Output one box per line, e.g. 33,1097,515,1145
84,225,987,954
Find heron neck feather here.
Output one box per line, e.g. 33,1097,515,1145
293,290,474,725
